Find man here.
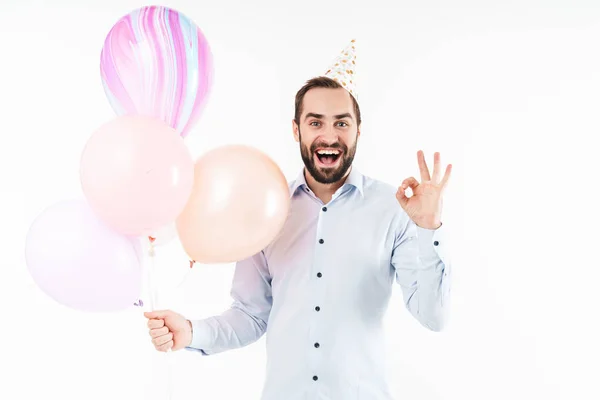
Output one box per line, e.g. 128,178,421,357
145,40,452,399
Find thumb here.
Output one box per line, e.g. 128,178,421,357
144,310,171,319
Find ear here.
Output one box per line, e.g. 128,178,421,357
292,119,300,142
357,123,361,139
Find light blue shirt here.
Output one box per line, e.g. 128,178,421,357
187,167,451,400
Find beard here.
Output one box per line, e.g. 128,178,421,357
299,130,357,184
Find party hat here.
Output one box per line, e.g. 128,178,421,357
323,39,357,99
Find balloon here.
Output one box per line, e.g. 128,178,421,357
176,145,290,263
25,200,143,313
80,115,194,236
100,5,213,138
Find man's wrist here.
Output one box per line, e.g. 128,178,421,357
186,319,193,347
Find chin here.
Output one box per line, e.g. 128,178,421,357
310,157,349,184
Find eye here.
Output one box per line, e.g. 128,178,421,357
336,121,349,127
309,121,321,127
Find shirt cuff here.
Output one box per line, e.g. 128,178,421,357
416,222,446,260
184,319,211,355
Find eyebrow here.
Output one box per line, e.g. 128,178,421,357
304,112,353,121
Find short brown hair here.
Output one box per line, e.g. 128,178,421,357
294,76,361,126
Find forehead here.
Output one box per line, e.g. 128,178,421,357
302,87,354,118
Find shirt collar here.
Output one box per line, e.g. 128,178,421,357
289,166,364,198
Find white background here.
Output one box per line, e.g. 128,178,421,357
2,0,599,399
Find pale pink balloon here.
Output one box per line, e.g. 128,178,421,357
176,145,290,263
80,115,194,236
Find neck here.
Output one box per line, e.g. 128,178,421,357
304,167,352,204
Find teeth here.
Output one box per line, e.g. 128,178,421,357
317,149,340,155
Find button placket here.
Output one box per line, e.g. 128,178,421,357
309,201,328,384
313,202,328,281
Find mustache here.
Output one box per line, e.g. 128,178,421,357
310,142,347,152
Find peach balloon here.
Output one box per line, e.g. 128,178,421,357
176,145,290,263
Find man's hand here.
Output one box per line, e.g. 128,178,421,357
396,150,452,230
144,310,193,352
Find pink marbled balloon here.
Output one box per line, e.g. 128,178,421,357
100,6,213,137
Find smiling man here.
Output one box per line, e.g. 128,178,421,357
294,81,360,201
145,40,453,400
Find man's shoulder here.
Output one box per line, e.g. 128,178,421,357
361,174,398,197
361,174,410,221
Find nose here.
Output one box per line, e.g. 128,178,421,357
321,124,338,142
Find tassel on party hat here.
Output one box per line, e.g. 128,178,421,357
323,39,357,99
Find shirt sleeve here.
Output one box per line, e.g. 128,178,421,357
391,216,452,332
185,250,273,355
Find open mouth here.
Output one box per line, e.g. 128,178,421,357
314,148,342,167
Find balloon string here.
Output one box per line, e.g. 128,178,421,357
174,260,195,290
147,237,174,400
148,236,157,309
137,239,195,399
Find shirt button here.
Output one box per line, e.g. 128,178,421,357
434,241,439,246
317,272,322,278
319,239,324,244
322,207,327,212
315,306,321,311
313,375,319,381
314,342,320,348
